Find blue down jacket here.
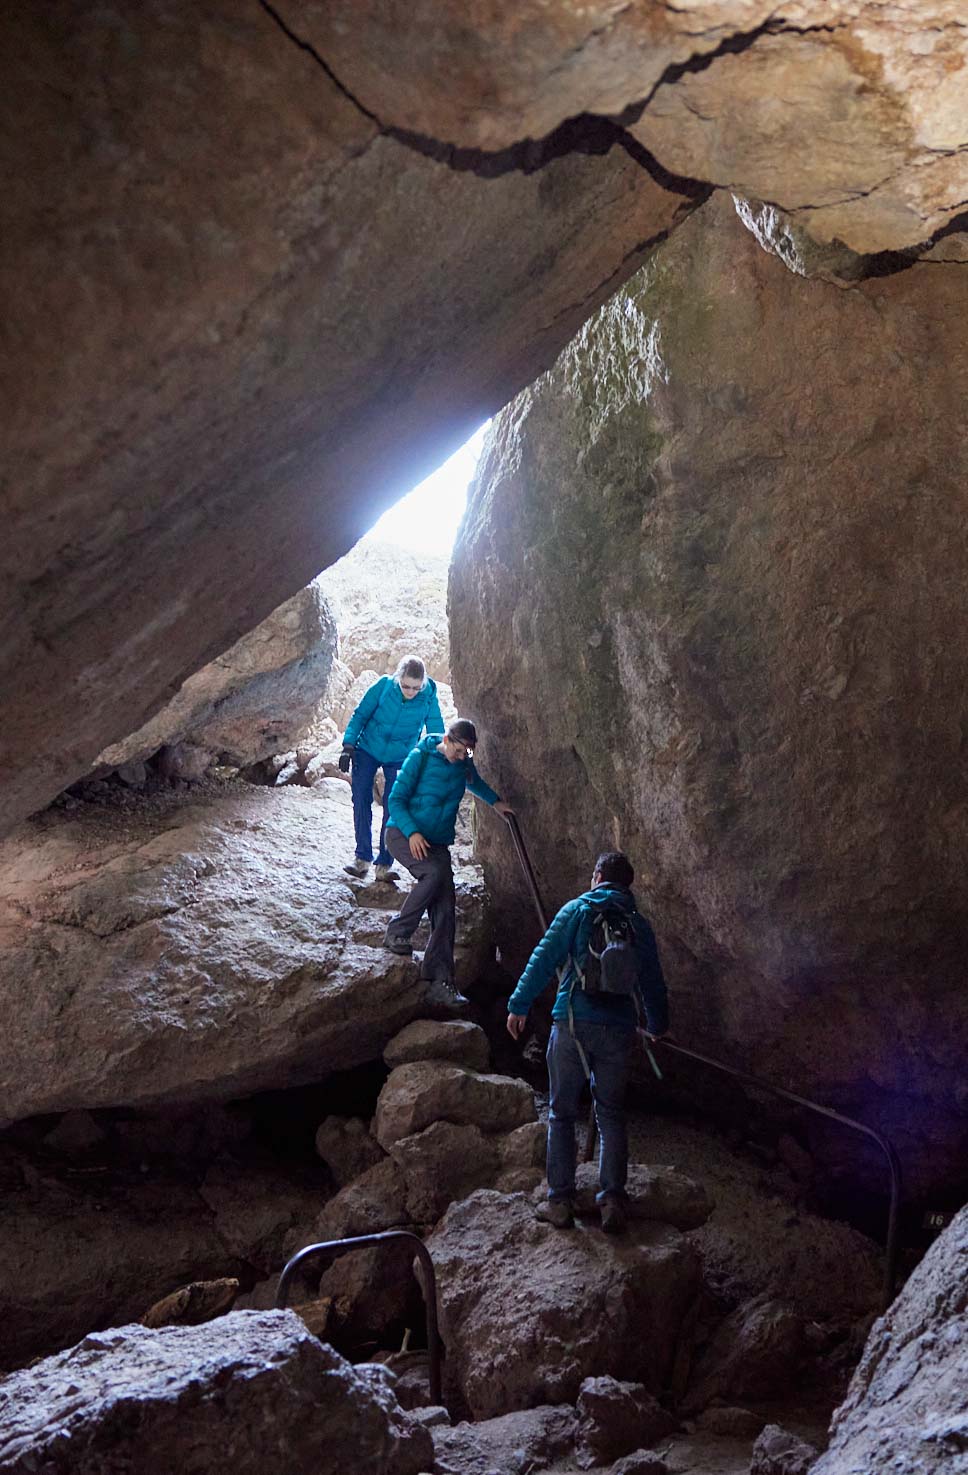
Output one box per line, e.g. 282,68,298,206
507,883,669,1033
387,735,499,846
343,676,444,765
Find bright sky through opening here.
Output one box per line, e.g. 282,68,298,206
361,424,489,557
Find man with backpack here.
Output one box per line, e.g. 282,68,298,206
506,851,668,1234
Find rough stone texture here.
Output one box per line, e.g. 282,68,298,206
629,1120,882,1325
684,1296,804,1412
384,1019,491,1073
316,1239,421,1347
140,1277,239,1329
610,1454,669,1475
695,1406,765,1439
426,1189,700,1417
0,1312,433,1475
314,1115,386,1187
500,1121,547,1171
373,1062,537,1151
810,1202,968,1475
0,780,486,1123
432,1405,577,1475
450,191,968,1195
96,580,338,772
750,1424,820,1475
312,1158,411,1241
297,1,968,253
318,540,450,682
576,1376,676,1468
390,1121,502,1224
0,0,702,835
572,1163,713,1230
0,1144,238,1371
197,1158,322,1276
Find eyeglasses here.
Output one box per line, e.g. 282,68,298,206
447,740,470,759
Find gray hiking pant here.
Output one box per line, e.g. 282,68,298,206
384,826,456,984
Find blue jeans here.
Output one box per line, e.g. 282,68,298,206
350,748,401,866
546,1021,633,1203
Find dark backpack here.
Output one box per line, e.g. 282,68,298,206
577,907,639,997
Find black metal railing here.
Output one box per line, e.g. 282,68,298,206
274,1230,442,1404
503,813,901,1309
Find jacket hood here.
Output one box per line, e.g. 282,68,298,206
416,734,444,752
579,883,636,913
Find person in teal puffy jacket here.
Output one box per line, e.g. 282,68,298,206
383,719,513,999
506,851,668,1235
340,657,444,882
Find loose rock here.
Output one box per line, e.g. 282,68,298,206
810,1202,968,1475
432,1404,577,1475
685,1295,804,1411
750,1423,820,1475
140,1277,239,1329
427,1189,700,1417
0,1311,433,1474
576,1376,676,1468
314,1116,386,1187
390,1121,501,1225
373,1062,536,1151
384,1019,491,1073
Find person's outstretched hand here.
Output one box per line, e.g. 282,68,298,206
409,832,430,860
494,801,515,817
507,1013,527,1039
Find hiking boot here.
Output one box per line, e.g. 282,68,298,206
600,1195,628,1236
423,978,471,1008
344,858,369,878
535,1199,575,1230
374,864,399,883
383,931,413,956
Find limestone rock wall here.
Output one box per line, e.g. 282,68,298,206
96,580,338,772
5,3,967,835
291,1,968,253
0,780,491,1123
0,0,698,833
811,1202,968,1475
318,541,450,684
449,193,968,1196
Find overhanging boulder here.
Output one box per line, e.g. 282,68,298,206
0,781,483,1123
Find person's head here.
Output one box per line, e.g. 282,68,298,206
441,718,477,763
393,656,426,701
591,851,634,889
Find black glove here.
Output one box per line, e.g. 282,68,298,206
338,746,354,773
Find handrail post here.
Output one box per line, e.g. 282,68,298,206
274,1230,442,1405
502,813,902,1309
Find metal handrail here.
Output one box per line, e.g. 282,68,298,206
503,813,901,1309
274,1230,442,1405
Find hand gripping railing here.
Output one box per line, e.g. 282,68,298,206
275,1230,442,1404
503,813,902,1310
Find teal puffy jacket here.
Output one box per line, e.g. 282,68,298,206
387,735,500,846
343,676,445,765
507,883,669,1034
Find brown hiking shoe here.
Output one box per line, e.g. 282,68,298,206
600,1196,628,1235
535,1199,575,1229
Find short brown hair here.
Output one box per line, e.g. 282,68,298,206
394,656,426,685
448,719,477,748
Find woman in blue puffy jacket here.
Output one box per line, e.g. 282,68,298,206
340,656,444,882
384,718,513,999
